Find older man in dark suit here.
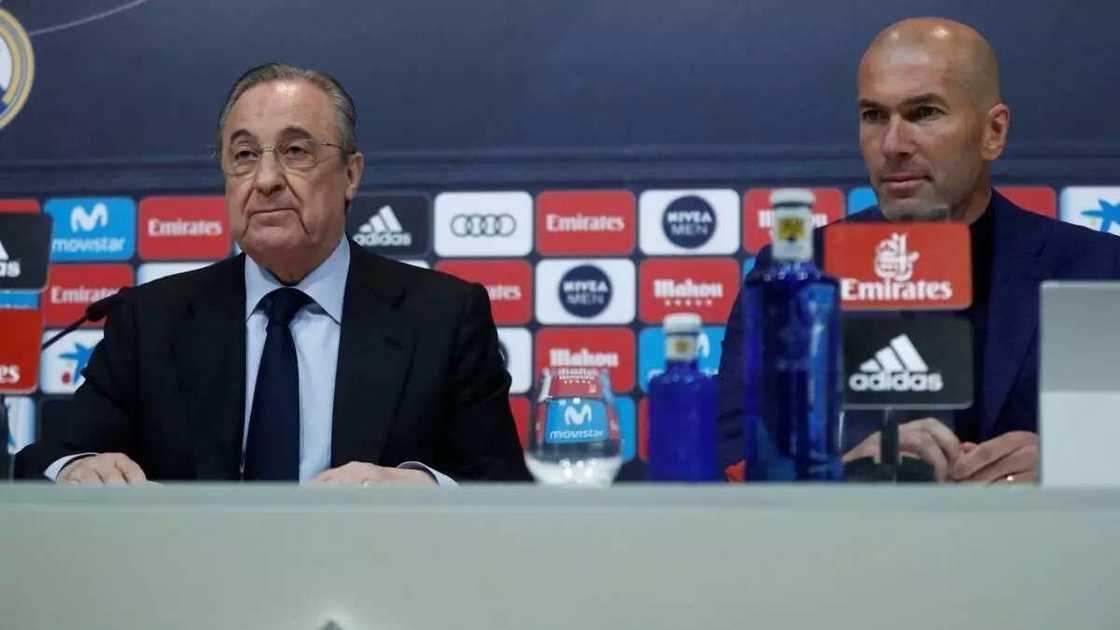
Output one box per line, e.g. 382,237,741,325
17,64,529,484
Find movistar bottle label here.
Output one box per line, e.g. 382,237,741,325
544,397,609,444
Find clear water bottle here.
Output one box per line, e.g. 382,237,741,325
525,367,623,486
648,313,718,481
741,190,843,481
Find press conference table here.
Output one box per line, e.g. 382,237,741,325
2,484,1118,630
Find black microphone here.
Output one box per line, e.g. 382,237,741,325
41,288,129,350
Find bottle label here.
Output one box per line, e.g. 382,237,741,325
541,398,610,444
771,207,813,262
664,334,697,361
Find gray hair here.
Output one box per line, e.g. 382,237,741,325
216,63,357,158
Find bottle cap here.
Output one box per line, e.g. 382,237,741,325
769,189,814,262
663,312,702,334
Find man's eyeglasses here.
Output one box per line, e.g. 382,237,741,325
220,139,347,177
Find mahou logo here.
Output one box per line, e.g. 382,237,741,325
639,258,739,323
436,260,532,325
138,196,229,260
825,223,972,311
536,190,635,255
535,327,636,392
742,188,844,253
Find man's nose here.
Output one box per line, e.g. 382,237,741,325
253,150,287,196
880,115,915,157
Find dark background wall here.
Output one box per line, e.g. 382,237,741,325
1,0,1118,194
2,0,1118,476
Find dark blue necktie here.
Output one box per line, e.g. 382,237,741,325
244,287,310,481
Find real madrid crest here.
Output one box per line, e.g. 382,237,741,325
0,8,34,131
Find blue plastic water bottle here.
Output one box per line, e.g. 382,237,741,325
741,190,843,481
648,313,718,481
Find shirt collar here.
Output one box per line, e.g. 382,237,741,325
244,237,349,324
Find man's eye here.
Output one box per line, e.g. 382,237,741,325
913,105,943,120
860,109,885,123
284,144,310,157
233,149,259,161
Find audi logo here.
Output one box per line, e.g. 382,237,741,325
450,213,518,237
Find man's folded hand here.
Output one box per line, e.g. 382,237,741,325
58,453,148,485
950,431,1038,483
311,461,436,486
842,417,962,482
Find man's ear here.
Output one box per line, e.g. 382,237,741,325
345,151,365,202
981,103,1010,161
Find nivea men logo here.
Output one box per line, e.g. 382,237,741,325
639,189,739,255
849,334,943,392
347,194,429,256
662,195,716,248
559,264,612,318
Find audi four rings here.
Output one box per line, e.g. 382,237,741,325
449,213,518,237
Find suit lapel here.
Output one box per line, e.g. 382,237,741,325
981,194,1048,437
330,243,415,467
172,255,247,480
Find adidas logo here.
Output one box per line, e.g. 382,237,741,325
354,205,412,247
0,239,20,278
849,334,943,392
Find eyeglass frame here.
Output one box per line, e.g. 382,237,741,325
216,138,352,177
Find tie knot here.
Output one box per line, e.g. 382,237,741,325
264,288,310,326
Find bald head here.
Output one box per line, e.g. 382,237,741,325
862,17,1001,109
857,17,1011,224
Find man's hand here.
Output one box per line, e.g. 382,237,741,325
311,461,436,486
842,417,962,482
57,453,147,485
950,431,1038,483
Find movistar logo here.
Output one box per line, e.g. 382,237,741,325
70,203,109,233
564,403,593,426
849,334,943,392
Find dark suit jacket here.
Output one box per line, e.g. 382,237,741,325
717,191,1120,470
16,241,531,481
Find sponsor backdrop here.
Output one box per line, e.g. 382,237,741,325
1,2,1119,476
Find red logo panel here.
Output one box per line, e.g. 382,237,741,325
0,199,40,213
435,260,532,325
43,264,133,327
743,188,844,253
138,196,230,260
534,327,635,392
536,190,635,255
639,258,740,324
509,396,530,450
824,223,972,310
997,186,1057,219
0,310,44,393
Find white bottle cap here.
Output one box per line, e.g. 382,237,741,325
770,200,814,263
663,312,702,334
